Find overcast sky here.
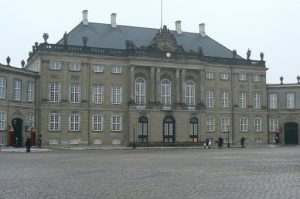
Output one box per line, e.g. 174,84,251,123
1,0,299,84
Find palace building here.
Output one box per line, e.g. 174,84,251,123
0,10,298,147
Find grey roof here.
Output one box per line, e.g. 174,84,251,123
58,22,240,59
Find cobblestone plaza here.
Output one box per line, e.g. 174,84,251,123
1,146,300,199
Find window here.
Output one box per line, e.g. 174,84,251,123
49,83,60,102
253,74,260,82
253,92,261,109
111,115,122,131
269,93,278,109
240,117,248,132
112,66,122,74
254,117,262,132
0,112,7,130
135,78,146,106
286,93,295,109
48,113,60,131
185,80,195,108
269,118,279,132
69,114,80,131
92,64,104,73
205,90,214,107
221,91,229,107
13,79,21,101
220,73,229,80
69,84,80,103
49,61,61,70
239,73,247,81
0,77,6,99
93,115,103,132
163,117,175,143
221,117,230,132
138,117,148,143
161,79,171,108
27,113,34,128
255,138,263,143
111,86,122,104
69,62,81,71
93,85,103,104
189,117,198,142
206,72,214,79
239,92,247,108
27,81,34,102
206,118,215,132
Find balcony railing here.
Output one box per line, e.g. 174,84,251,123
28,43,265,67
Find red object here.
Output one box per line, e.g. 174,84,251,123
31,127,36,146
8,126,14,146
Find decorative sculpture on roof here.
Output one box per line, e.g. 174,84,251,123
260,52,264,61
232,49,237,59
146,25,184,53
82,36,88,46
125,40,137,50
246,48,251,60
43,33,49,43
63,32,68,45
6,56,10,65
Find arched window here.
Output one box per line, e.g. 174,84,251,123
185,80,195,108
163,116,175,143
135,78,146,106
189,117,198,142
138,116,148,143
161,79,171,108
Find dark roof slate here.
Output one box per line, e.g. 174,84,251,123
58,22,239,59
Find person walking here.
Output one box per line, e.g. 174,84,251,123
25,137,32,152
205,138,210,149
218,137,223,148
38,134,42,148
241,137,246,148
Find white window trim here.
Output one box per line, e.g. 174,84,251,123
69,62,81,71
111,115,122,131
69,84,81,103
239,92,247,108
49,83,61,102
161,79,172,108
93,85,103,104
185,80,195,107
93,115,103,132
240,117,248,132
220,73,229,80
49,61,61,70
286,93,295,109
112,66,122,74
206,90,214,107
0,111,7,130
254,117,262,132
92,64,104,73
221,117,230,132
269,93,278,109
206,118,215,132
135,78,146,106
221,91,229,107
69,114,80,132
13,79,21,101
253,92,261,109
111,86,122,104
0,77,6,99
48,113,60,131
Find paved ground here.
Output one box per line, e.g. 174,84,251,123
0,146,300,199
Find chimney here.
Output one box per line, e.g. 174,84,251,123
175,20,182,34
199,23,206,37
111,13,117,28
82,10,88,25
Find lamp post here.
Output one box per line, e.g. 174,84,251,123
227,130,230,148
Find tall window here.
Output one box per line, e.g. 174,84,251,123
253,74,260,82
206,72,214,79
286,93,295,109
253,92,261,109
27,113,34,128
93,115,103,132
163,117,175,143
138,116,148,143
189,117,198,142
69,84,80,103
69,114,80,131
69,63,81,71
185,80,195,107
269,118,279,132
206,118,215,132
269,93,278,109
92,64,104,73
112,66,122,74
13,79,21,101
27,81,34,102
239,92,247,108
0,112,7,130
161,79,171,108
111,115,122,131
112,86,122,104
240,117,248,132
206,90,214,107
49,61,61,70
135,78,146,106
93,85,103,104
239,73,247,81
254,117,262,132
221,117,230,132
221,91,229,107
220,73,229,80
48,113,60,131
49,83,60,102
0,77,6,99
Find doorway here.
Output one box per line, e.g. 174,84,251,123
284,122,298,145
12,118,23,147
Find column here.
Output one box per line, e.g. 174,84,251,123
199,69,205,104
156,67,161,102
176,69,180,103
150,67,155,102
130,65,135,100
181,69,186,103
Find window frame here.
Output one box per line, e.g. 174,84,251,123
0,76,6,99
111,85,122,104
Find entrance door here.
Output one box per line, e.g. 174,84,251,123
284,122,298,145
163,116,175,143
12,118,23,147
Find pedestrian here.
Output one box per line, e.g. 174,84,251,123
275,133,279,144
205,138,209,149
25,137,32,152
218,137,223,148
38,134,42,148
241,137,245,148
